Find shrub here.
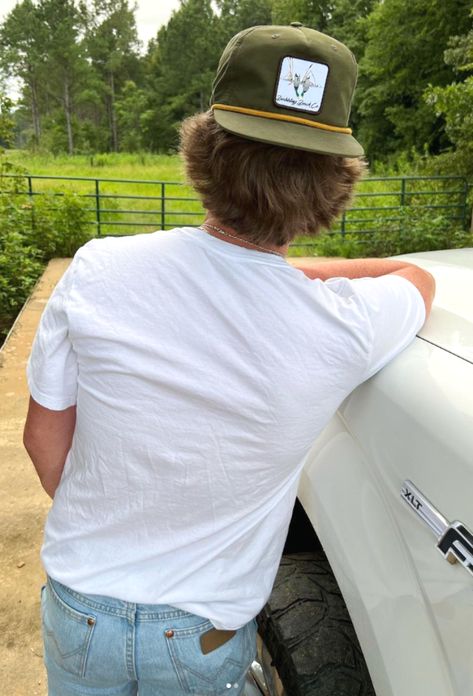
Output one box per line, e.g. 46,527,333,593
26,193,94,260
0,208,44,340
0,157,94,341
303,208,472,259
356,208,472,257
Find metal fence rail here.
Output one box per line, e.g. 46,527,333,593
1,173,471,243
337,175,470,239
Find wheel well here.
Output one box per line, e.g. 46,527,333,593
283,497,322,553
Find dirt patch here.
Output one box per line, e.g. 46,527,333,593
0,259,71,696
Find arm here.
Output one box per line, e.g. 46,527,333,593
291,257,435,319
23,397,76,499
391,265,435,319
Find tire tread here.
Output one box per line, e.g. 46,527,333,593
257,552,376,696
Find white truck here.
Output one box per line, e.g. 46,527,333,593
247,248,473,696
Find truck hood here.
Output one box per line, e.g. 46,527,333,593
396,248,473,363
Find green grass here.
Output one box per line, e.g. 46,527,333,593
5,151,204,235
4,151,469,256
6,151,185,180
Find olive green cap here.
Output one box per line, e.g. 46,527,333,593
210,23,364,157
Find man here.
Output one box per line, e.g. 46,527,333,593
24,24,434,696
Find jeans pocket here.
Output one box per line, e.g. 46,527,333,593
41,580,96,678
166,617,257,695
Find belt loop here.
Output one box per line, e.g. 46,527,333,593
126,602,137,624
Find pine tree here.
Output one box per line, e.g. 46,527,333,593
84,0,141,151
37,0,91,154
0,0,48,146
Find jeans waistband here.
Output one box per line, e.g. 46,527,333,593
47,576,199,621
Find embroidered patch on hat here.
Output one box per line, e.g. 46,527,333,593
275,56,329,114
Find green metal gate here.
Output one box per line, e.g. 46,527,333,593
1,173,470,242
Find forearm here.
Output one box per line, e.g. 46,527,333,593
290,257,416,281
291,256,436,320
23,398,76,498
24,441,70,498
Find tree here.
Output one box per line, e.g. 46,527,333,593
143,0,221,151
0,93,14,148
326,0,376,58
322,0,377,146
84,0,141,151
216,0,272,39
37,0,91,154
358,0,472,161
115,80,148,151
271,0,333,30
0,0,47,145
0,0,147,152
425,9,473,175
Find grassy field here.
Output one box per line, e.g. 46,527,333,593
5,151,206,236
6,151,185,180
4,151,469,256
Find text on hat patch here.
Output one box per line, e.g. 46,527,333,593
275,57,328,114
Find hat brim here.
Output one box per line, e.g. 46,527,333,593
213,109,364,157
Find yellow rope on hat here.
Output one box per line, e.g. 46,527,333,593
212,104,352,134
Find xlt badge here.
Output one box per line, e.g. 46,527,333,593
401,480,473,579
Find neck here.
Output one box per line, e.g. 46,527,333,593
201,218,289,258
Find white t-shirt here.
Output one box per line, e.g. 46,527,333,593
27,227,425,629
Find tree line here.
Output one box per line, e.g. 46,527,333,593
0,0,472,172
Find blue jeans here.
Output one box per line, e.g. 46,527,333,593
41,577,257,696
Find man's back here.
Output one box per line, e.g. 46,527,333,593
27,227,425,630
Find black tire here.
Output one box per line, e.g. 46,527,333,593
257,551,377,696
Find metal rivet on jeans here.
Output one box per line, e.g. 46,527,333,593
87,617,95,626
165,629,174,638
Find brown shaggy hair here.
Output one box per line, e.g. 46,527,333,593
179,110,367,247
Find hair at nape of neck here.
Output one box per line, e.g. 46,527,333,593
180,111,366,249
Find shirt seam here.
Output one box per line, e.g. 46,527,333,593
357,294,376,383
356,274,425,382
183,227,289,267
63,245,88,320
27,371,77,409
388,274,426,325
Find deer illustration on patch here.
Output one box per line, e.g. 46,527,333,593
275,57,329,114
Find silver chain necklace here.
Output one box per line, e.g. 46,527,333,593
199,222,286,258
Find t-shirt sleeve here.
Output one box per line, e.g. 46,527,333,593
26,258,79,410
323,273,426,382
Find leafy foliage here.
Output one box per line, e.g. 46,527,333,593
424,10,473,177
272,0,332,29
141,0,221,152
26,193,94,259
0,0,140,153
311,209,472,258
0,162,44,338
357,0,472,161
0,225,43,339
83,0,142,152
1,0,473,167
0,152,93,340
0,93,14,148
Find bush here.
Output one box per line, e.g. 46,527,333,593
355,208,472,257
303,208,472,259
0,210,44,340
0,157,94,341
26,193,94,259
